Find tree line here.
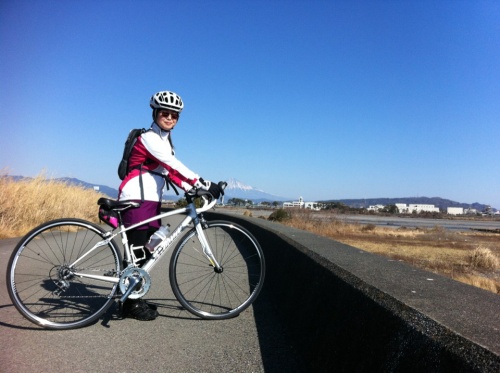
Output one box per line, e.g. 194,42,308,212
226,198,280,207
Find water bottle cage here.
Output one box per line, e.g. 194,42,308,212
130,245,147,262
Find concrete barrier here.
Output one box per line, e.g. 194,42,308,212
206,212,500,372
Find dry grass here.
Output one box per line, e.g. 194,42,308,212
469,246,500,270
243,210,253,218
281,209,500,294
0,171,105,238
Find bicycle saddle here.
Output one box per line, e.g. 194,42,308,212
97,197,140,210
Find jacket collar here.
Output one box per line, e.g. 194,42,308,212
150,122,170,140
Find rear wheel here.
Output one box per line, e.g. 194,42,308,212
6,219,122,329
169,221,265,319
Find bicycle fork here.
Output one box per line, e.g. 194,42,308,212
193,215,223,273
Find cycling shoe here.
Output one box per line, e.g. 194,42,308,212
123,299,159,321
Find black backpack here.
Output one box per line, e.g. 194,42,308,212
118,128,147,180
117,128,178,201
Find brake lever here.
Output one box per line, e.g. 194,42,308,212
194,181,227,202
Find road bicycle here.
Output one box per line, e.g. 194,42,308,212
6,185,265,330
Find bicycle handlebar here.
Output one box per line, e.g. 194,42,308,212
189,181,227,212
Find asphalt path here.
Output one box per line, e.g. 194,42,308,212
0,217,304,373
228,209,500,232
337,214,500,232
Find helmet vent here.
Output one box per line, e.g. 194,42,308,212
150,91,184,112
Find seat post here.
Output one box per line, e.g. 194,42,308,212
116,211,125,227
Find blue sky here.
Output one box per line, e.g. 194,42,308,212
1,0,499,208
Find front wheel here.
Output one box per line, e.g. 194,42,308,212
6,218,122,329
169,221,265,320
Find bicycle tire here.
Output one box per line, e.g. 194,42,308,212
6,218,122,330
169,220,265,320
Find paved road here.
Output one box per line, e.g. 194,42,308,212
0,224,303,372
337,214,500,232
226,209,500,232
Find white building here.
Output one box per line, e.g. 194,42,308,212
396,203,440,214
367,205,385,212
304,202,321,210
283,197,321,210
395,203,407,213
447,207,464,215
283,196,304,208
464,208,478,215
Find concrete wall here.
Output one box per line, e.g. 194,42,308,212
206,212,500,372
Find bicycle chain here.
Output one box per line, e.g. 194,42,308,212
59,295,116,299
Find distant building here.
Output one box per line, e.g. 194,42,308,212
396,203,440,214
304,202,322,210
283,197,321,211
283,196,304,208
395,203,407,212
465,208,478,215
447,207,464,215
483,205,494,216
367,205,385,212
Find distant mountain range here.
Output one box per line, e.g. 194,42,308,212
58,178,120,199
5,176,289,202
5,175,496,211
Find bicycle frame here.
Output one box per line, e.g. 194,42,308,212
70,196,221,286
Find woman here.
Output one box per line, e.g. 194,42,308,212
118,90,223,320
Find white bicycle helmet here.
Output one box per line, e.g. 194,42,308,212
150,91,184,112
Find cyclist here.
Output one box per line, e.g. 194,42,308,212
118,90,223,321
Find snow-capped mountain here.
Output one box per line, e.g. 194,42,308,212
223,178,290,202
225,178,264,192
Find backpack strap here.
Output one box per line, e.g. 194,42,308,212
149,170,180,196
138,164,145,203
164,176,180,196
133,165,179,203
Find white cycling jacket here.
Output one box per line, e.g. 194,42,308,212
118,122,200,202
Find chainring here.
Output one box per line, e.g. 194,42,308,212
119,267,151,299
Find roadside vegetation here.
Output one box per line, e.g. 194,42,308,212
268,208,500,294
2,173,498,294
0,172,105,238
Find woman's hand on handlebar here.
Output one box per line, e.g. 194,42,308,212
192,179,227,199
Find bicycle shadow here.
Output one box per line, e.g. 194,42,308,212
4,275,202,330
1,278,117,331
99,297,205,328
0,303,47,331
1,297,208,331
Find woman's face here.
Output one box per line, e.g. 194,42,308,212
156,109,179,131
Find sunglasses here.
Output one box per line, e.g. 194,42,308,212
159,110,179,119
